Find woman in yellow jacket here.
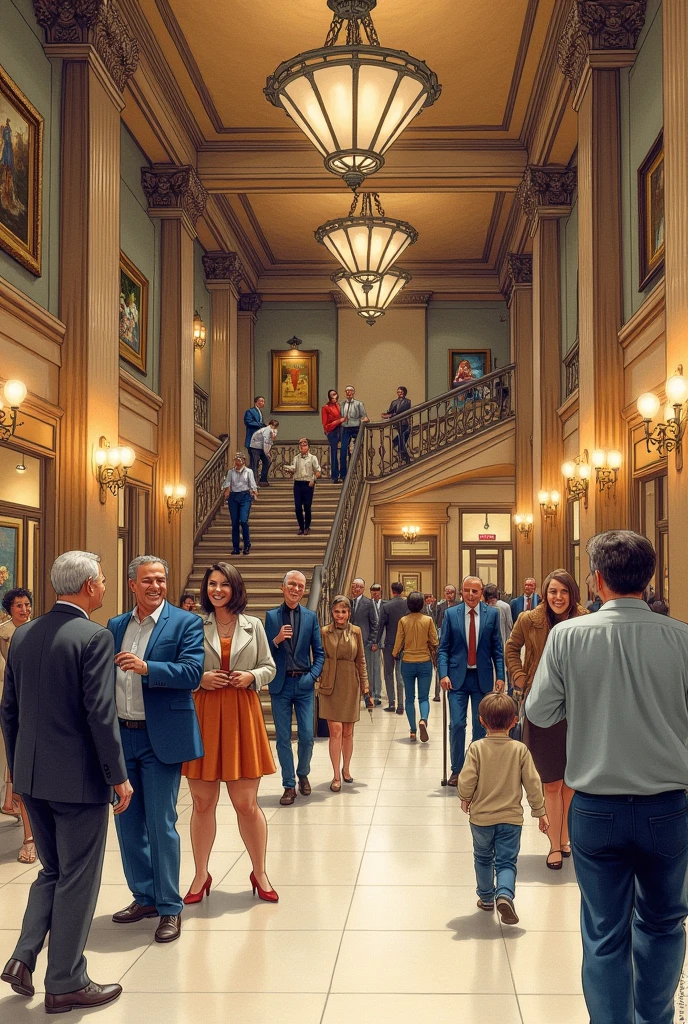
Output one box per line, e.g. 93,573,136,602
392,591,439,742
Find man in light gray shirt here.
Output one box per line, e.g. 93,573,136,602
340,385,369,477
526,530,688,1024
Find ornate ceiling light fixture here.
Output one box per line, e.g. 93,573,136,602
332,266,411,325
316,191,417,284
264,0,441,191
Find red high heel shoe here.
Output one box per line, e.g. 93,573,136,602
183,874,212,905
250,871,279,903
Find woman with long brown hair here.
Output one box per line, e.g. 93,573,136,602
505,569,587,870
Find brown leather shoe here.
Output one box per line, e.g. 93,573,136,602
45,981,122,1014
297,776,311,796
280,787,297,805
447,773,459,787
155,914,182,943
112,900,158,924
1,958,34,997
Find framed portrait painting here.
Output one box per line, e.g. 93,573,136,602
119,252,148,374
638,131,664,291
448,349,491,391
398,573,421,596
271,349,318,413
0,63,43,276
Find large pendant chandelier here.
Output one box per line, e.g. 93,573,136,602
315,191,417,284
264,0,441,191
333,266,411,325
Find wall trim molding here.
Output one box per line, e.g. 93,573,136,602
618,278,665,352
0,277,65,347
119,368,163,410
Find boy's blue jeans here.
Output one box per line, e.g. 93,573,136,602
469,822,522,902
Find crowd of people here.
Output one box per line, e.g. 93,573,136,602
1,531,687,1023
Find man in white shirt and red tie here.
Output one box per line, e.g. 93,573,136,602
510,578,539,621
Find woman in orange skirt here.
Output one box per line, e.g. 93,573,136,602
181,562,277,903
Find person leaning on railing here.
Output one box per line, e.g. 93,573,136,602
380,386,412,465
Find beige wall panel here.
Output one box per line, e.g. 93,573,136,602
0,339,60,406
624,338,666,407
119,406,157,454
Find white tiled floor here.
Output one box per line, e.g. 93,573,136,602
0,710,685,1022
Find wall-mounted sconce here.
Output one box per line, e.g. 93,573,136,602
193,310,207,350
562,450,591,507
94,437,135,503
164,483,187,522
0,379,27,443
513,513,533,540
590,448,623,494
401,524,420,543
538,489,560,522
637,366,688,469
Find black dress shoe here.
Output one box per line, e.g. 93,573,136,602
243,545,251,555
112,900,158,924
1,958,34,997
231,549,241,555
45,981,122,1014
373,699,382,706
395,707,404,715
432,696,441,702
155,914,182,943
383,704,396,712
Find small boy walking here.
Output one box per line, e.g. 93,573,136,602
458,692,549,924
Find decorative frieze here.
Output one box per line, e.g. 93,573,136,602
516,166,577,221
33,0,139,91
506,253,533,287
238,292,262,313
557,1,647,92
141,165,208,226
202,251,244,286
392,292,433,305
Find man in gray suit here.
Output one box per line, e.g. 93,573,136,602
0,551,132,1014
350,578,377,699
379,582,409,714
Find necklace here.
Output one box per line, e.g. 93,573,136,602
216,616,237,637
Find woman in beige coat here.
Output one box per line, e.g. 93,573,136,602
319,595,370,791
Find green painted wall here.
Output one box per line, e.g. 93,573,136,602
1,0,60,314
254,302,337,440
427,302,510,398
621,0,663,323
192,239,212,400
119,124,160,393
561,199,579,356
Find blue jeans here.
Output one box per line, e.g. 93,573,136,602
401,661,433,732
228,491,252,551
570,789,688,1024
115,724,183,916
270,675,315,788
341,426,359,476
328,430,342,482
447,671,486,774
470,822,522,902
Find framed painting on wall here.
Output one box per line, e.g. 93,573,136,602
0,516,23,608
271,349,318,412
398,572,420,596
0,63,43,276
448,349,491,390
119,251,148,374
638,131,664,291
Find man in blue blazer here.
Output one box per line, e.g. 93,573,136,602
107,556,204,943
265,570,325,805
438,576,505,786
243,395,265,453
510,577,540,621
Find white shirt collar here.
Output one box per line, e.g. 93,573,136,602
132,600,166,625
54,600,89,619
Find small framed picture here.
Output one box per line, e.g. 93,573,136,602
119,252,148,374
0,63,43,276
271,349,318,413
399,572,421,596
448,349,491,391
638,131,664,291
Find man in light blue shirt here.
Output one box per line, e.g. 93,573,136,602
526,530,688,1024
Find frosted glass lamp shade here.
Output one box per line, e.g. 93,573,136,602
637,392,661,420
3,379,27,407
332,267,411,324
316,210,417,282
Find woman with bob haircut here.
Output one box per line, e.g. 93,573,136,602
392,590,439,743
505,568,587,869
181,562,278,902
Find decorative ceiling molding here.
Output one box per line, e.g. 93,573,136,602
506,253,533,286
238,292,263,313
516,165,577,220
393,292,433,306
141,164,208,224
557,0,647,93
33,0,139,91
202,251,244,285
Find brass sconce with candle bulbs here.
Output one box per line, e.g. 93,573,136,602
590,448,623,494
561,450,591,507
401,524,420,543
637,366,688,470
94,437,136,503
0,378,27,443
538,489,560,522
193,311,207,351
164,483,187,522
513,513,533,540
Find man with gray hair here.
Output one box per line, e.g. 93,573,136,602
527,531,688,1024
107,555,205,944
1,551,132,1013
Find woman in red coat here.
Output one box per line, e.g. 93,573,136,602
321,389,345,483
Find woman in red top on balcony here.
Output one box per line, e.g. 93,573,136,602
321,388,345,483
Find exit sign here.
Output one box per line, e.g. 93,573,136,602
479,533,496,540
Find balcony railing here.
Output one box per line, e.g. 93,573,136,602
267,441,330,479
194,383,209,432
194,435,230,544
564,342,579,399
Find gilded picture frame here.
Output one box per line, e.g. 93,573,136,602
0,63,43,276
448,349,491,391
271,349,318,413
398,572,421,596
119,251,149,374
638,131,664,291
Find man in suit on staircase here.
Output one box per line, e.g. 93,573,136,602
379,582,408,714
438,576,505,786
510,578,539,621
244,395,265,467
265,571,325,806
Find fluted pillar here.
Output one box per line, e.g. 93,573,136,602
663,0,688,620
558,1,646,557
238,293,262,435
142,165,208,596
506,255,535,586
202,253,243,443
34,0,139,618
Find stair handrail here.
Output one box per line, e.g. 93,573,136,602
194,435,231,545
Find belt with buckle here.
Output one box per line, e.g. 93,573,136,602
118,718,147,730
285,670,307,677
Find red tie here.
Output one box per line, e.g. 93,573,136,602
526,596,532,611
468,608,477,667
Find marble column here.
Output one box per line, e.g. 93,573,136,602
142,165,208,598
558,1,646,557
506,254,535,586
663,0,688,620
202,253,244,443
238,293,262,434
34,0,138,619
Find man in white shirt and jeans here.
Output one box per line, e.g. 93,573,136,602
340,385,369,477
287,438,321,536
